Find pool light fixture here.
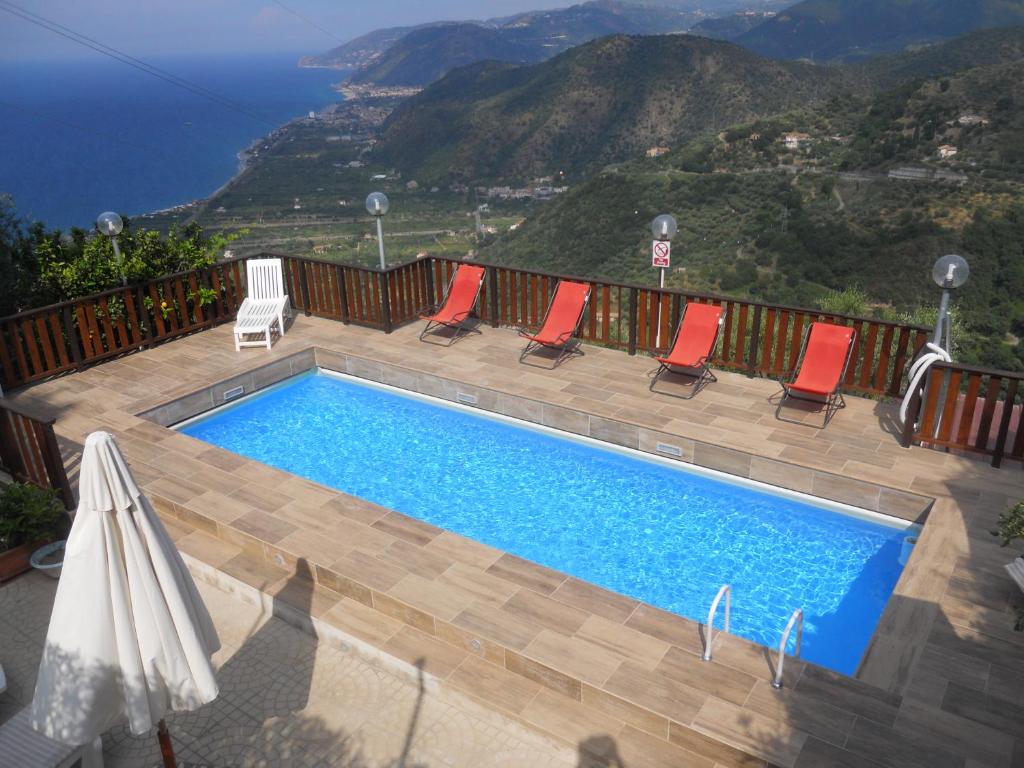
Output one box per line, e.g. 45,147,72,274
96,211,126,286
365,192,390,270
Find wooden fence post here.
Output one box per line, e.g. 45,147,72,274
992,379,1019,468
748,305,763,376
488,267,500,328
298,262,312,317
627,287,638,356
61,305,83,366
424,260,436,310
336,265,350,324
39,421,74,509
379,272,393,333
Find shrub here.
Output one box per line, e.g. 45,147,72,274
0,482,68,550
992,500,1024,548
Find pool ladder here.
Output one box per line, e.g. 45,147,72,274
701,586,804,690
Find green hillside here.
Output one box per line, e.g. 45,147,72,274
478,57,1024,370
340,1,699,87
373,34,852,182
736,0,1024,61
346,24,543,86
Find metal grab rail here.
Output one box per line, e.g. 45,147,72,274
771,608,804,689
702,584,731,661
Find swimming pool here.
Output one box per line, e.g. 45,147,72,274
179,369,913,674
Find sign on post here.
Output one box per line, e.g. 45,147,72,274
652,240,671,269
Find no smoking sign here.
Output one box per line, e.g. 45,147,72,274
652,240,671,268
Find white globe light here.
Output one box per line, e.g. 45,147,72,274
651,214,677,241
96,211,123,237
365,192,390,217
932,254,969,289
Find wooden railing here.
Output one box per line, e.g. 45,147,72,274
0,399,74,508
9,250,991,465
903,361,1024,467
428,256,929,398
0,252,932,398
278,255,434,331
0,261,248,389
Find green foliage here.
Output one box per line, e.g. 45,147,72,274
0,202,242,315
992,501,1024,547
817,286,870,316
374,34,853,183
0,482,67,550
736,0,1024,62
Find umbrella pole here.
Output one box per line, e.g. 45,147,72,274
157,719,176,768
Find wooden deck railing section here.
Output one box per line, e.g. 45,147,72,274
427,256,928,398
0,398,74,508
7,249,1024,467
902,361,1024,467
0,261,247,389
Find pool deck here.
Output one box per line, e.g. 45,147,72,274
8,315,1024,768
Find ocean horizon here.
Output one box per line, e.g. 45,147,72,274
0,53,344,230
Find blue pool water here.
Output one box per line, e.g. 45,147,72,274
181,371,911,674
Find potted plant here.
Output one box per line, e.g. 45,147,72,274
991,500,1024,631
0,482,69,582
992,501,1024,548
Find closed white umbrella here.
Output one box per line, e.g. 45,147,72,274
31,431,220,766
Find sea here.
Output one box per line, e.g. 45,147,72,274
0,54,344,230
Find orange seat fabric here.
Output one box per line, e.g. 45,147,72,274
655,303,723,369
789,323,855,396
422,265,485,325
522,281,591,346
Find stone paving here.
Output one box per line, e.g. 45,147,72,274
0,570,584,768
7,315,1024,767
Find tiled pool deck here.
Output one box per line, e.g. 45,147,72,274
7,316,1024,767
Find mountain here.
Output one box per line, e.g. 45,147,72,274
373,34,851,181
735,0,1024,62
299,23,446,70
345,23,546,86
690,11,775,40
477,48,1024,370
331,1,701,87
861,25,1024,88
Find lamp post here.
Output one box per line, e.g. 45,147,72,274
365,192,390,270
930,253,969,354
650,214,677,290
928,254,969,439
96,211,125,286
650,214,677,349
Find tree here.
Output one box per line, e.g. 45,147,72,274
0,198,242,316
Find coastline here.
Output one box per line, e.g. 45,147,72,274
137,110,327,223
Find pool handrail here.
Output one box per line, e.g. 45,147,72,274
702,584,731,662
771,607,804,689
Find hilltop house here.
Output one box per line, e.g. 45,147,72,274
646,146,671,158
957,113,989,126
937,145,959,159
782,132,811,150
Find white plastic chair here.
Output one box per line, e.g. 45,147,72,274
233,258,289,350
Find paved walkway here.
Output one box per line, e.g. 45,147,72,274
0,571,582,768
8,315,1024,766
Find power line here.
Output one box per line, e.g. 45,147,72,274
0,1,279,128
272,0,345,45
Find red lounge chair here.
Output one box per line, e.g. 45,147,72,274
777,322,856,427
518,280,592,366
419,264,486,344
650,302,725,398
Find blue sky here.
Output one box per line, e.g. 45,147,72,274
0,0,575,61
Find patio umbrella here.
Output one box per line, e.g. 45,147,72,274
30,431,220,766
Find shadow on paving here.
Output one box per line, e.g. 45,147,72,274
102,559,430,767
